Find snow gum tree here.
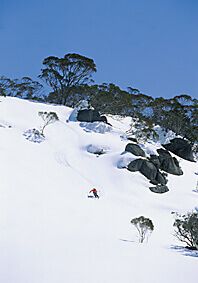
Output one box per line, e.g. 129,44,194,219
39,53,97,105
0,76,43,99
131,216,154,243
38,111,59,136
173,211,198,250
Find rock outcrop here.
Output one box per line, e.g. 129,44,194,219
87,145,106,155
127,137,138,143
127,158,168,186
123,135,195,194
148,155,161,169
127,159,144,172
139,160,158,181
77,109,107,123
149,185,169,194
163,138,195,162
125,143,146,157
157,148,183,175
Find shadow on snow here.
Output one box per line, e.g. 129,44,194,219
170,245,198,258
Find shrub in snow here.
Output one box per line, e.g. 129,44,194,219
23,129,45,143
172,211,198,250
153,125,176,144
127,119,159,143
131,216,154,243
38,111,59,135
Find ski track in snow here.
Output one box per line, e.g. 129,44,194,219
54,150,95,189
54,151,71,167
53,121,97,189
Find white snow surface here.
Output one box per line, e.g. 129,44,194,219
0,97,198,283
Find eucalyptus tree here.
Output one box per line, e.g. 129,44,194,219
0,76,43,99
131,216,154,243
173,211,198,250
39,53,97,105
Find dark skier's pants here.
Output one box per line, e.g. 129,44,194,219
93,192,99,198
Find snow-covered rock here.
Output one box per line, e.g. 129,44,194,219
153,125,176,144
117,152,137,169
87,144,108,155
80,121,112,133
68,100,93,121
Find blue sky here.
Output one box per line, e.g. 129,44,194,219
0,0,198,99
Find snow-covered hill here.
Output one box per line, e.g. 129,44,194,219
0,97,197,283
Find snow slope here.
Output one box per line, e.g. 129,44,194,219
0,97,197,283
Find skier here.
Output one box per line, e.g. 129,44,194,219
89,188,99,198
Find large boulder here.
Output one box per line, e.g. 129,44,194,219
139,160,158,181
125,143,146,157
149,180,159,185
157,148,183,175
69,100,93,121
127,158,168,185
148,155,161,169
127,159,144,172
127,137,138,143
149,185,169,194
163,138,195,162
77,109,107,123
155,172,168,185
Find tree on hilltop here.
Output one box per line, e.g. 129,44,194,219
39,53,97,105
0,76,43,100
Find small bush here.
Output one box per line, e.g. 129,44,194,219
38,111,59,135
127,118,159,143
23,128,45,143
131,216,154,243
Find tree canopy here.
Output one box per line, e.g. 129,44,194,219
0,76,43,100
173,211,198,250
38,111,59,136
131,216,154,243
39,53,97,105
0,52,197,146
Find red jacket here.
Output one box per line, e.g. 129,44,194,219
89,189,97,193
